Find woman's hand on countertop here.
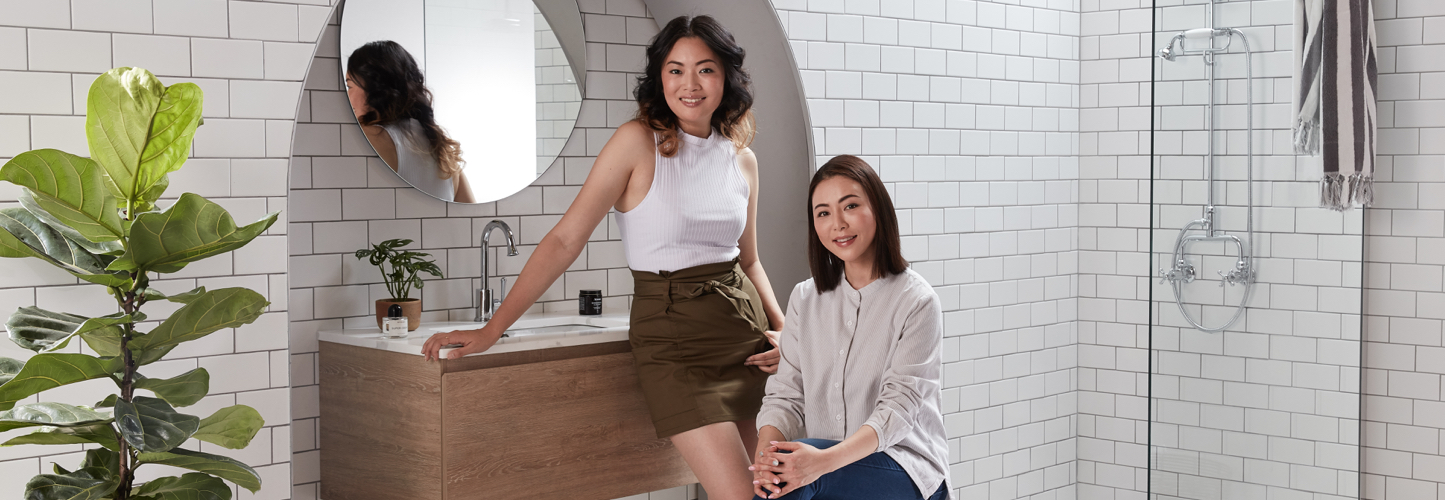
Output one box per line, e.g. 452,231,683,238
420,327,502,361
745,330,782,374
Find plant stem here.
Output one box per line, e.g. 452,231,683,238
116,288,138,500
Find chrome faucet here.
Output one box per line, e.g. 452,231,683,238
476,220,519,322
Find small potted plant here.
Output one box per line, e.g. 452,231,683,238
355,238,443,331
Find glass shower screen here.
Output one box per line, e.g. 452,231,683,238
1148,0,1364,498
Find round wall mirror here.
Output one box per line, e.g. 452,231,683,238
340,0,585,203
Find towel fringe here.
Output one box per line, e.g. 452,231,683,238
1319,173,1373,211
1293,117,1322,156
1350,173,1373,207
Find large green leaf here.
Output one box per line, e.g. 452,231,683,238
0,402,110,432
79,448,120,479
143,286,207,305
101,343,177,375
0,149,124,244
5,307,77,352
20,192,123,256
133,473,232,500
115,396,198,453
85,68,202,209
0,353,113,411
134,368,208,407
5,307,130,356
70,314,133,358
3,422,119,450
0,357,21,385
137,448,260,493
192,405,262,450
0,208,114,275
24,467,119,500
130,288,268,351
111,194,277,274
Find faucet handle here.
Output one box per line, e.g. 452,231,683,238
499,277,508,303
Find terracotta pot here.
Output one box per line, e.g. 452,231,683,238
375,298,422,331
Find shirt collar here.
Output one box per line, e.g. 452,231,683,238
839,270,893,303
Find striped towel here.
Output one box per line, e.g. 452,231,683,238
1293,0,1378,211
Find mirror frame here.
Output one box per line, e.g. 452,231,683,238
337,0,589,204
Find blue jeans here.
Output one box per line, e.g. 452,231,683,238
752,439,948,500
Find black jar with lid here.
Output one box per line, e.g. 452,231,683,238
579,289,602,315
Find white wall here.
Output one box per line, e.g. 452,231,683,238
773,1,1084,498
1362,0,1445,498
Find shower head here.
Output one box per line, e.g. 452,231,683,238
1158,45,1177,61
1158,33,1186,62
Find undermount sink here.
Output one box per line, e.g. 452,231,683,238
501,324,605,336
407,314,627,346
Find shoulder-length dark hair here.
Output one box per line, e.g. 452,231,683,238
347,40,464,179
633,15,755,157
807,155,908,292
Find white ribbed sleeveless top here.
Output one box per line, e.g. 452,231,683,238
614,129,749,274
381,118,454,202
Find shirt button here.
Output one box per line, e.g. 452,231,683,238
838,349,845,355
833,383,840,388
846,320,853,326
835,415,842,421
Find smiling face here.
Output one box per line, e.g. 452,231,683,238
812,175,878,273
344,73,369,119
660,37,725,135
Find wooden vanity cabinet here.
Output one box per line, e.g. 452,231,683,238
319,341,696,500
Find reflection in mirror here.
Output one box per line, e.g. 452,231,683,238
340,0,584,204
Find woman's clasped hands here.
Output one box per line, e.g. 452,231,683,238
749,440,831,499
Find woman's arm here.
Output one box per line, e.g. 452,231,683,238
861,290,943,451
421,121,652,360
362,124,399,171
453,169,475,203
735,148,785,330
755,287,808,440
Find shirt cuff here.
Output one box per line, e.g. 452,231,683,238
863,407,912,453
756,408,803,441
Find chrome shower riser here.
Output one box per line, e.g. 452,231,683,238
1156,2,1256,333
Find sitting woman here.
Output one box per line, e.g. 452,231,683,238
749,155,949,500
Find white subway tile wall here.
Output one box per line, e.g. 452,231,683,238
0,1,327,500
773,1,1085,498
1363,0,1445,498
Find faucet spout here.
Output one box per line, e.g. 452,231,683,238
477,220,520,322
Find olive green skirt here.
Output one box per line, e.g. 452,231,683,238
629,259,772,438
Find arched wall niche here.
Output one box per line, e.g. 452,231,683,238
284,0,812,496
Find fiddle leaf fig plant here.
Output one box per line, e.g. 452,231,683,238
0,67,275,500
355,238,443,300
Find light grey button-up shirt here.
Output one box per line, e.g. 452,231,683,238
757,268,950,499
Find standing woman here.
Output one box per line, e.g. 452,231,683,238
749,156,950,500
346,40,475,203
420,15,784,500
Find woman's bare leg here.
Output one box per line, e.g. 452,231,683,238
734,418,759,458
669,422,755,500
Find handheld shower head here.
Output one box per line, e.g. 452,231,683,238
1158,33,1186,62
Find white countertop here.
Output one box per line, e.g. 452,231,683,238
317,312,631,358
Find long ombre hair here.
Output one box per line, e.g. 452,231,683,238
347,40,464,179
633,15,755,157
